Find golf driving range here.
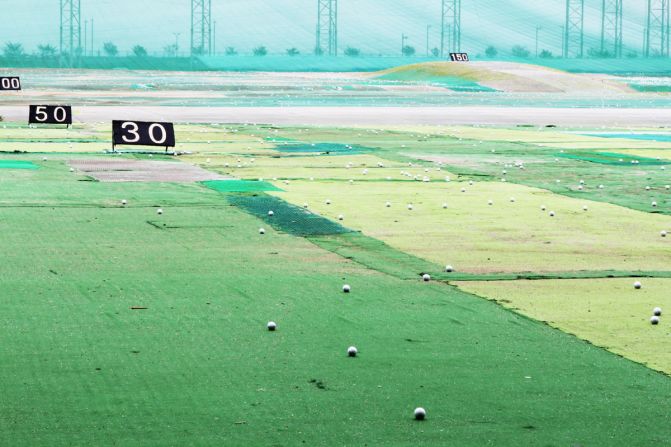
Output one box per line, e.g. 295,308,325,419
0,112,670,445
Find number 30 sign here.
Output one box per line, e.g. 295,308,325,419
112,120,176,151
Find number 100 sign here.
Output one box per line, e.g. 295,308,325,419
112,120,176,151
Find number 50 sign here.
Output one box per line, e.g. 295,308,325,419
112,120,176,151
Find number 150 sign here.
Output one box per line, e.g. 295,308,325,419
112,120,176,151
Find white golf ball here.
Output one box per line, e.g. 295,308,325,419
338,214,344,221
652,201,658,207
461,188,466,193
69,167,75,173
157,208,163,215
582,205,588,211
347,346,358,357
445,265,454,272
653,307,662,316
259,228,266,234
488,200,493,205
121,199,127,206
267,321,277,331
661,230,667,237
268,210,274,216
541,205,547,211
303,203,309,208
549,211,555,217
414,407,426,420
343,284,351,293
42,157,47,161
651,316,660,325
599,184,604,189
407,204,413,210
385,202,391,208
510,198,516,203
442,203,448,209
646,186,651,191
634,281,642,289
325,200,331,205
422,274,431,282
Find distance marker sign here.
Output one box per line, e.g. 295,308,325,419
449,53,469,62
29,105,73,126
112,120,176,151
0,77,21,91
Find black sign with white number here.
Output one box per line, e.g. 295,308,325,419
449,53,469,62
112,120,176,150
0,76,21,91
29,105,73,125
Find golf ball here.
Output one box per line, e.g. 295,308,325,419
582,206,588,211
652,201,658,207
541,205,546,211
121,199,127,206
268,210,274,216
488,200,493,205
634,281,642,289
385,202,391,208
422,274,431,282
259,228,265,234
338,214,344,221
549,211,555,217
347,346,358,357
442,203,448,209
157,208,163,215
651,316,660,325
343,284,351,293
661,230,667,237
445,265,454,272
326,200,331,205
407,204,413,210
267,321,277,331
654,307,662,316
414,407,426,420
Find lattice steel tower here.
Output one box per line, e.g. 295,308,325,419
564,0,585,58
191,0,212,56
601,0,623,57
441,0,461,57
60,0,81,67
646,0,670,57
316,0,338,55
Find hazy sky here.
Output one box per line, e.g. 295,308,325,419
0,0,651,56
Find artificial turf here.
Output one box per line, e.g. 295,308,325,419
2,158,671,445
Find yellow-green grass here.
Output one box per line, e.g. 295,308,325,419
608,149,671,162
191,153,438,182
369,125,671,150
455,278,671,374
272,179,671,274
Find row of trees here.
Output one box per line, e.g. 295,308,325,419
2,41,642,59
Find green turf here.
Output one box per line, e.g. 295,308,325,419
1,158,671,445
0,160,38,169
201,179,283,193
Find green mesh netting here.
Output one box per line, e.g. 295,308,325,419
227,193,354,236
202,180,282,193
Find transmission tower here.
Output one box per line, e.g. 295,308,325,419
441,0,461,57
646,0,670,57
191,0,212,56
601,0,623,57
59,0,81,67
316,0,338,55
564,0,584,58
